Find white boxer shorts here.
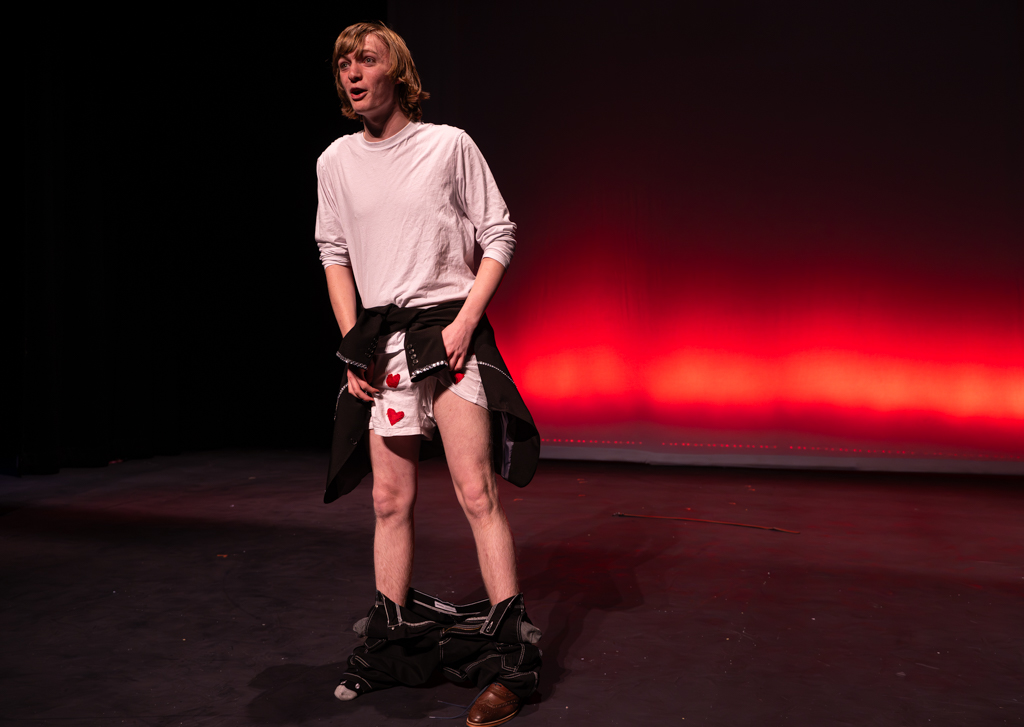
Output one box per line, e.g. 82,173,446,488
365,331,488,438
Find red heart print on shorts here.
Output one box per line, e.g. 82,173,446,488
385,373,401,388
387,408,405,426
454,373,465,384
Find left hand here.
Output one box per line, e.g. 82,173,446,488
441,317,474,373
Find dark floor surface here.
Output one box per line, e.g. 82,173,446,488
1,451,1022,726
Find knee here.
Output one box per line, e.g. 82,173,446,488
373,482,414,522
458,482,499,521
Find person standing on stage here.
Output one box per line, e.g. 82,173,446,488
315,22,541,726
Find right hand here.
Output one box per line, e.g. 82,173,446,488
346,362,379,402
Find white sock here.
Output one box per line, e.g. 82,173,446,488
334,684,359,701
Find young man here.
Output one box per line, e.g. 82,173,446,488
315,23,541,726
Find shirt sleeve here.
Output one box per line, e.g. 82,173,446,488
454,133,517,269
314,157,350,268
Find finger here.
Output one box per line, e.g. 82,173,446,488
347,372,375,401
347,380,369,400
357,374,381,396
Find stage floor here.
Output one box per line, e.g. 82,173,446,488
2,451,1021,726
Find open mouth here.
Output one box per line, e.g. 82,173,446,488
350,87,367,102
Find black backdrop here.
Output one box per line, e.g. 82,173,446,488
14,5,387,474
12,2,1022,475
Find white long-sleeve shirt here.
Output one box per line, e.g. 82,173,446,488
315,121,516,309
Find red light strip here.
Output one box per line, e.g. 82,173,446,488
521,348,1024,420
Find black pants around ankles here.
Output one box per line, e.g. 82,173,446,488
340,589,542,701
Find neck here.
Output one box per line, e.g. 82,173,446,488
362,104,410,142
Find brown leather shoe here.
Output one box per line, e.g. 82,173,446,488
466,682,522,726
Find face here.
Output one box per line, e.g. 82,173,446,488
337,34,396,122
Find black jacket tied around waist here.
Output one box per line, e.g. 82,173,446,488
325,300,540,503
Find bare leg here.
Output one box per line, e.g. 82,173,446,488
336,431,419,702
433,388,519,603
369,432,420,606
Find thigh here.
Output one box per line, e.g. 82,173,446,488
433,387,492,487
369,431,420,498
435,352,488,410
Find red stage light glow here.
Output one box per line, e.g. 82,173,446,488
487,221,1024,460
522,347,1023,420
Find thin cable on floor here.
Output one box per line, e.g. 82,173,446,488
613,512,800,534
428,684,492,720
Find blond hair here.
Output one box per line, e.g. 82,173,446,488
332,22,429,122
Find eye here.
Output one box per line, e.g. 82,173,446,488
339,61,350,70
363,55,375,64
